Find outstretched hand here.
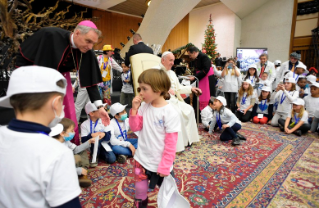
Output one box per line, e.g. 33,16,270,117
99,107,110,126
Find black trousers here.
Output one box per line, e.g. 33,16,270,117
236,111,252,122
278,118,311,134
224,92,237,113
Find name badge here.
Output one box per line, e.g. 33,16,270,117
102,71,108,78
257,114,264,119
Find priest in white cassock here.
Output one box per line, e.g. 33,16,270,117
159,51,202,152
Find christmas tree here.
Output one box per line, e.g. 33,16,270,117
202,14,217,62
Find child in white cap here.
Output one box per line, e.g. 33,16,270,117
236,80,257,122
120,63,134,107
251,86,273,124
208,96,245,146
304,82,319,125
109,102,138,164
0,66,81,207
296,76,310,98
81,102,116,165
278,98,310,136
270,77,299,126
257,72,271,95
200,98,215,130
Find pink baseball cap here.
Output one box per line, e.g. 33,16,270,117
77,20,97,29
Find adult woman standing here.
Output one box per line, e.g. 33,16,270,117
221,58,241,113
97,45,123,106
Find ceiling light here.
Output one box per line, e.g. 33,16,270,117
145,0,151,6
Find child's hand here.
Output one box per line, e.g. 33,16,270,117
285,127,291,134
243,109,248,115
129,144,136,156
124,80,130,83
157,172,168,177
91,132,100,138
89,138,96,144
81,168,88,176
98,132,105,139
222,124,229,129
132,95,142,111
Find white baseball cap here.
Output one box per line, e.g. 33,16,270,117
310,82,319,88
307,75,317,83
109,102,128,116
292,98,305,106
0,66,67,108
248,64,257,69
285,77,296,84
49,124,63,137
215,96,227,106
274,60,281,65
296,63,307,70
242,79,252,85
261,86,271,92
85,102,106,114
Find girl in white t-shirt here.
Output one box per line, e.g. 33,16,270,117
278,98,310,136
129,69,180,208
243,64,259,87
270,77,299,126
236,80,257,122
221,58,241,113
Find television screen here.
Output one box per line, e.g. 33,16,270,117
236,48,267,71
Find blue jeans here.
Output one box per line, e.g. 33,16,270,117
220,123,241,141
90,141,116,164
111,138,138,156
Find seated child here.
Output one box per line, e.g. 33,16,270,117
0,66,81,207
236,80,257,122
257,72,271,96
200,98,214,130
278,98,311,136
284,63,308,83
209,96,245,146
304,82,319,124
81,102,116,165
310,109,319,133
296,76,310,98
270,77,298,126
120,63,134,107
50,119,96,187
252,86,273,124
109,102,138,164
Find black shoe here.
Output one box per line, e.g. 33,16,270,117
117,155,127,164
231,137,241,146
236,132,246,140
135,197,148,208
278,124,284,132
294,130,302,136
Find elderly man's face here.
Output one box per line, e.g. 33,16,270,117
162,53,175,70
290,57,298,64
260,56,267,64
73,29,98,53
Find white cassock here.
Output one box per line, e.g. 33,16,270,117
160,64,200,152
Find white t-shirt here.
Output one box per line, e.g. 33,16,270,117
121,71,134,94
256,99,272,114
81,118,114,151
238,91,257,112
296,85,310,97
271,90,298,114
201,105,213,128
287,111,309,124
304,96,319,117
0,127,81,207
222,67,240,92
134,102,180,173
109,118,132,148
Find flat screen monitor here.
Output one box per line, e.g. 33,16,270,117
236,48,267,71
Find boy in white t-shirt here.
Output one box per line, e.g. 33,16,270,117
304,82,319,124
120,63,134,107
81,102,116,165
109,102,138,164
201,98,214,130
0,66,81,208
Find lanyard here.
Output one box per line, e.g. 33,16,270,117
216,113,222,130
294,115,300,124
37,131,49,136
90,119,99,133
103,61,109,70
259,100,267,111
241,95,247,105
274,100,278,110
293,73,299,81
115,119,127,141
125,71,130,80
250,76,254,84
280,92,286,104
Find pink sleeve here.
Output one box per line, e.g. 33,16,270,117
157,132,178,175
129,109,143,132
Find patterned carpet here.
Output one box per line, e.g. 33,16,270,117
79,123,319,208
